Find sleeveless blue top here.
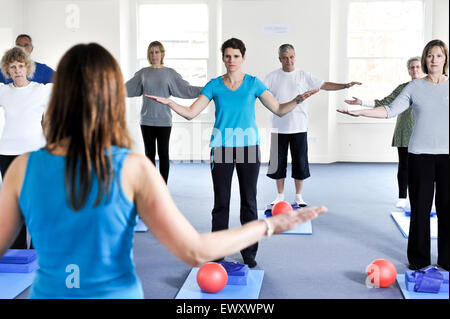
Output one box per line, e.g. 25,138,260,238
18,146,143,299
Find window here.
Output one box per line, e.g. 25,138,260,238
137,2,209,119
346,0,426,108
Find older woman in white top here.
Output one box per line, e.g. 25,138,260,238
0,46,52,249
338,39,449,271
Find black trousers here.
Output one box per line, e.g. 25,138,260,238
397,147,409,198
0,154,30,249
140,125,172,183
210,146,260,261
407,153,449,268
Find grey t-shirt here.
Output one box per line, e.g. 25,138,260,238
384,78,449,154
126,67,203,126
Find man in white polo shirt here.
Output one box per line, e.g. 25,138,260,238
265,44,361,206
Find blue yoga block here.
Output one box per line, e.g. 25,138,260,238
227,274,248,285
403,207,436,217
0,259,39,273
405,270,449,292
0,249,37,264
219,262,249,285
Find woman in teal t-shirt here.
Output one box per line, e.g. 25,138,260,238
147,38,319,268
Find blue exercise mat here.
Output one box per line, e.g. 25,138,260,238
0,271,36,299
391,212,437,239
397,274,449,299
175,268,264,299
134,217,148,232
258,210,312,235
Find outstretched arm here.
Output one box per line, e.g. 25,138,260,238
145,94,210,121
259,88,320,117
345,83,408,108
321,81,361,91
124,154,327,267
337,106,388,118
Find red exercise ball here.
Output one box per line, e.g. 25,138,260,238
366,259,397,288
196,262,228,293
272,200,293,216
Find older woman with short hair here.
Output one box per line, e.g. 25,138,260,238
0,46,52,249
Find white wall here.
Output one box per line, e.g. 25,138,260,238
221,0,334,163
0,0,22,53
0,0,448,163
21,0,121,69
432,0,449,44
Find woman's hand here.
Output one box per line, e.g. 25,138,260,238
144,94,210,121
336,109,363,117
145,94,172,106
267,206,327,234
344,96,362,106
294,88,320,104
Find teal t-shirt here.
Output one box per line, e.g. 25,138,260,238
18,146,143,299
201,74,267,147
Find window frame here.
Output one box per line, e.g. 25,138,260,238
135,0,217,123
337,0,433,124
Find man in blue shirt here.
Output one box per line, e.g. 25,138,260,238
0,34,54,84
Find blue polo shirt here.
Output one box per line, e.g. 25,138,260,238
0,61,54,84
201,74,267,147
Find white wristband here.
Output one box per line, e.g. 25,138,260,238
262,218,273,237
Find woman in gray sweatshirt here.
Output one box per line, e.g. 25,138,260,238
126,41,202,183
338,39,449,272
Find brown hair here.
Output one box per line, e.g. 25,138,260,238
0,46,35,78
221,38,246,57
147,41,165,65
421,39,449,75
43,43,132,211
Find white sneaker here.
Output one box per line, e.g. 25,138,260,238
396,198,407,208
270,194,284,205
295,195,308,207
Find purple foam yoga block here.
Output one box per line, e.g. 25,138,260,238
405,270,449,292
0,259,39,273
0,249,37,264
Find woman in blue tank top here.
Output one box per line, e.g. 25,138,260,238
0,43,326,299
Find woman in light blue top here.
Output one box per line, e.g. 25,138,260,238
147,38,319,268
0,43,326,298
338,39,449,271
